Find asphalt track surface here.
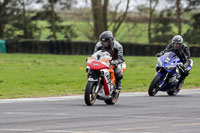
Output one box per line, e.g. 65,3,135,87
1,89,200,133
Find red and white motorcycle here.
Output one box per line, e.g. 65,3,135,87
84,50,126,106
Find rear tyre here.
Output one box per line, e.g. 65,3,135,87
148,74,161,96
104,90,120,105
167,88,180,96
84,81,97,106
167,81,182,96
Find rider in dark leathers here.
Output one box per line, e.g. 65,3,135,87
156,35,193,87
94,31,124,90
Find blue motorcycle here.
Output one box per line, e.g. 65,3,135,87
148,52,192,96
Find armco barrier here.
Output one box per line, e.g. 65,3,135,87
5,40,200,57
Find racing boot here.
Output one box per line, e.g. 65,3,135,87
177,70,189,89
176,78,185,90
115,79,122,90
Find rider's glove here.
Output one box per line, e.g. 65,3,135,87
183,63,188,70
183,60,190,70
177,63,186,73
110,60,118,66
156,53,163,57
86,57,90,62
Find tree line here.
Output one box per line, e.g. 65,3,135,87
0,0,200,45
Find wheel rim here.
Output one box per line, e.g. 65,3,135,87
111,91,119,103
151,78,160,96
152,87,158,95
90,85,97,104
151,78,159,95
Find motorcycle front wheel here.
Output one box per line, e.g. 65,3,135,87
84,81,97,106
148,74,161,96
104,90,120,105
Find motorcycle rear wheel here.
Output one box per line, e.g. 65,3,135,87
84,81,97,106
148,74,161,96
167,88,180,96
167,82,182,96
104,90,120,105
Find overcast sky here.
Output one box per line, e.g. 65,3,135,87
32,0,189,12
74,0,175,11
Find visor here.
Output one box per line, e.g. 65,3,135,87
102,41,109,47
173,43,181,48
101,38,110,47
102,41,109,45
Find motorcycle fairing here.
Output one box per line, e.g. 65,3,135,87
187,59,193,71
157,52,181,73
101,68,115,96
88,61,109,70
103,77,110,96
156,52,181,91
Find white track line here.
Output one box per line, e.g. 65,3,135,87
0,89,200,104
173,123,200,127
0,129,32,132
0,95,84,103
116,126,159,131
46,130,100,133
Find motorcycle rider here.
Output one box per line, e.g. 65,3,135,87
94,31,124,90
156,35,193,88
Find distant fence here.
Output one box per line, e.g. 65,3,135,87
5,40,200,57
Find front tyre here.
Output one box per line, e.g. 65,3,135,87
104,90,120,105
148,74,161,96
84,81,97,106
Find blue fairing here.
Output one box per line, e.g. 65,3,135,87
156,52,181,91
159,52,180,71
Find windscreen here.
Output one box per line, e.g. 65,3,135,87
164,52,176,59
91,50,112,61
162,52,180,63
164,52,178,60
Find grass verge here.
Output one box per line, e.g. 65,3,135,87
0,54,199,99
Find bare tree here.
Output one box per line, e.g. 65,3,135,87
50,0,57,40
176,0,181,35
0,0,17,39
168,0,192,35
91,0,108,39
18,0,28,38
169,0,196,35
91,0,130,40
148,0,158,43
111,0,130,36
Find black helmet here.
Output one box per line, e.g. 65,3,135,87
172,35,183,49
99,31,114,47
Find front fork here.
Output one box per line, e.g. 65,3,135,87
95,77,102,94
157,69,169,88
87,68,102,94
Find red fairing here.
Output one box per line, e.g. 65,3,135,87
88,61,109,70
103,78,109,95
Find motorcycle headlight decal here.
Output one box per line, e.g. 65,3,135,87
157,58,162,66
164,57,170,64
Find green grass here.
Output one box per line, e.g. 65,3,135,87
123,56,200,92
0,54,89,99
35,21,190,44
0,54,199,99
6,20,192,44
